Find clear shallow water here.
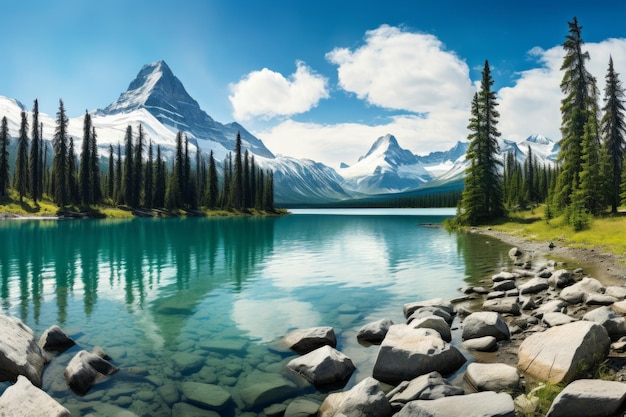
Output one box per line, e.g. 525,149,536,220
0,209,517,416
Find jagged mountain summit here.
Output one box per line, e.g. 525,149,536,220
99,60,273,159
339,134,432,194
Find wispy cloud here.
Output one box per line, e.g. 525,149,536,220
229,61,329,120
326,24,474,113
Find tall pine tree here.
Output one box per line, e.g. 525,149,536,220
14,112,29,203
601,56,626,213
144,140,154,208
79,112,92,205
0,117,9,197
29,100,41,202
90,126,101,204
122,126,134,206
52,100,69,206
555,17,599,210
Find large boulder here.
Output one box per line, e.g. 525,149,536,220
464,363,520,392
518,321,610,384
356,319,394,345
482,297,520,316
318,377,393,417
395,391,515,417
64,350,119,395
0,375,72,417
546,379,626,417
519,277,549,295
287,345,355,386
372,325,466,385
548,269,574,289
582,306,626,339
462,311,510,341
409,316,451,342
0,314,48,387
386,371,464,408
283,326,337,354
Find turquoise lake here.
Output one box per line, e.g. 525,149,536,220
0,208,519,416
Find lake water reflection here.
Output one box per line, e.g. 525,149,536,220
0,209,517,416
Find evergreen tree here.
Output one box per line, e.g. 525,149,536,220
221,153,232,208
67,137,77,204
52,100,69,206
0,117,9,197
243,149,250,208
205,150,218,208
90,127,101,204
14,111,29,203
576,112,604,214
132,125,144,207
144,140,153,208
249,155,257,209
555,17,599,210
458,62,504,225
122,126,133,206
230,132,243,209
29,99,41,202
79,112,92,205
107,144,115,200
255,168,264,210
114,143,122,205
154,145,166,208
600,56,626,213
525,146,537,204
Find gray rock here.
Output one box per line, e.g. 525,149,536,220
284,398,320,417
548,269,574,289
0,375,72,417
239,372,299,410
0,314,48,387
492,280,517,292
372,325,466,385
181,382,231,410
462,311,510,341
519,278,549,294
395,391,515,417
583,306,626,339
264,403,288,417
492,271,517,282
37,325,75,352
534,299,568,316
283,327,337,354
464,362,520,392
319,377,392,417
407,306,454,325
508,247,522,258
171,352,204,373
518,321,610,384
542,312,575,327
605,286,626,300
64,350,119,396
613,300,626,314
356,319,394,345
461,336,498,352
585,293,617,306
546,379,626,417
409,316,451,342
287,345,355,386
486,291,506,300
386,371,464,408
403,298,455,318
482,297,520,316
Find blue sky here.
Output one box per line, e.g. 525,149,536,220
2,0,626,167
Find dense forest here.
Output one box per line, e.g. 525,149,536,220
456,17,626,229
0,100,275,214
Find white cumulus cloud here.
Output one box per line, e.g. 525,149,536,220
229,61,329,120
326,24,474,113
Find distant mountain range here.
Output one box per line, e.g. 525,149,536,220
0,60,559,206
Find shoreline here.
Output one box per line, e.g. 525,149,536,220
470,226,626,286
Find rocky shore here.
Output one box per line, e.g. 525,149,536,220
2,230,626,416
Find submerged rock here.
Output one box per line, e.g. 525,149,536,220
0,314,48,387
180,381,232,410
38,325,76,352
64,350,119,396
0,375,72,417
372,325,466,385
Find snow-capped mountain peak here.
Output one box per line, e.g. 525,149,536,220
359,133,420,166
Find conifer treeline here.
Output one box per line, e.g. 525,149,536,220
0,99,275,213
457,17,626,228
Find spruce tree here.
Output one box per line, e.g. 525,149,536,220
132,125,144,207
576,112,604,215
555,17,599,210
0,117,9,197
250,155,257,209
114,143,122,204
52,99,69,207
107,144,114,200
205,150,218,208
144,140,153,208
243,149,250,208
67,137,77,204
90,127,101,204
29,100,40,202
14,111,29,203
79,112,92,205
600,56,626,213
154,145,166,208
122,126,133,206
458,62,504,226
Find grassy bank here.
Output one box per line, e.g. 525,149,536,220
0,191,286,219
485,205,626,260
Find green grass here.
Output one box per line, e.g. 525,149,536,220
487,205,626,261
